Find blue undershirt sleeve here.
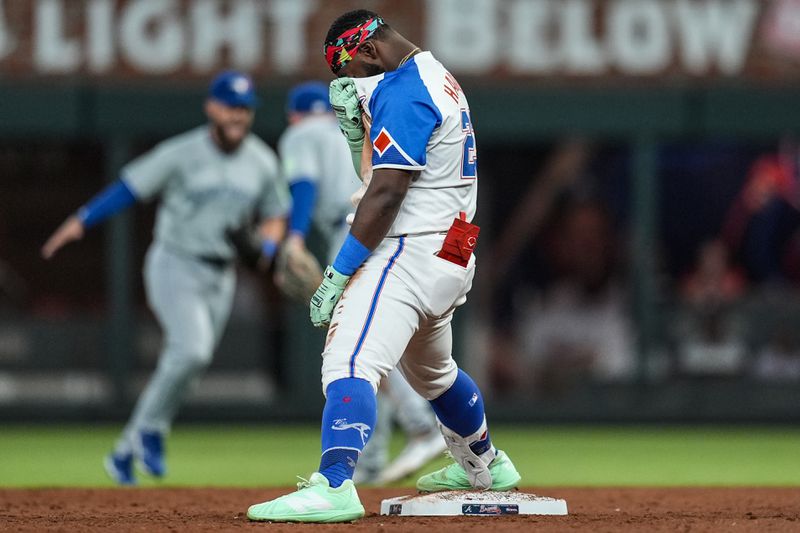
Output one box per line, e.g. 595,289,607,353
77,180,138,229
288,179,317,237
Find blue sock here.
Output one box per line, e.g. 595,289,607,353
319,378,376,487
430,370,492,455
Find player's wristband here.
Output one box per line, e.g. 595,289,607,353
261,238,278,261
332,233,371,276
78,179,137,229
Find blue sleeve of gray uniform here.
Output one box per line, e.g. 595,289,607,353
77,180,137,229
288,179,317,237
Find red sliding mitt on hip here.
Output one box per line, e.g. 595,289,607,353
437,212,480,267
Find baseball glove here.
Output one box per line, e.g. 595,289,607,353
275,240,324,304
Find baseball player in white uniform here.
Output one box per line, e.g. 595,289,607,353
279,81,446,486
42,71,290,486
248,10,520,523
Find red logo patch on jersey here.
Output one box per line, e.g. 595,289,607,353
373,128,393,156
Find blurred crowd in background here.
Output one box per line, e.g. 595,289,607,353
485,138,800,399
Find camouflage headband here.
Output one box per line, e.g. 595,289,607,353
324,17,385,74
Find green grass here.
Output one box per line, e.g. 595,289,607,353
0,425,798,487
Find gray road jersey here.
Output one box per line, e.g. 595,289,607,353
278,115,360,241
122,126,289,260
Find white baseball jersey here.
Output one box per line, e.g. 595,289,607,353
352,51,478,236
122,126,289,260
321,53,478,398
278,114,360,242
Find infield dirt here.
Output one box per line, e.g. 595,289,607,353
1,487,798,532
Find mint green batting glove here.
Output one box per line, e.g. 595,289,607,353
310,265,351,328
329,78,365,174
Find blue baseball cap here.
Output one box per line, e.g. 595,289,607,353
209,71,258,108
287,81,331,114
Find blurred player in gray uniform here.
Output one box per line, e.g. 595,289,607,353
278,81,445,485
42,71,289,485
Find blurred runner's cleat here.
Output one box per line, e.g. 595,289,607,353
136,430,166,477
104,452,136,486
376,429,447,484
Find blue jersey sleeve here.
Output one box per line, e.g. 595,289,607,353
368,68,442,171
77,179,137,229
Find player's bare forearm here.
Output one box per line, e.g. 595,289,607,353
258,216,287,243
41,215,85,260
350,168,413,249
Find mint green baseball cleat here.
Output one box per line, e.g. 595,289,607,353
416,450,521,492
247,472,365,523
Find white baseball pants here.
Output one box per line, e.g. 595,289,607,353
321,233,475,400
